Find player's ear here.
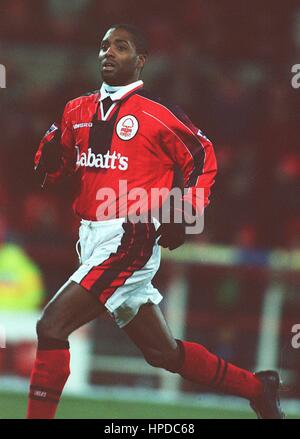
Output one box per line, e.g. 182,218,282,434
137,54,146,70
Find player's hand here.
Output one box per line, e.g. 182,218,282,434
155,205,188,250
155,221,186,250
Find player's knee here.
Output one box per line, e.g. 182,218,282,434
143,348,179,372
36,316,52,339
36,314,64,340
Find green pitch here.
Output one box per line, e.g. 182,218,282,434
0,391,254,419
0,391,297,419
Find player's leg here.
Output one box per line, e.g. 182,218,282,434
37,280,106,340
122,302,179,368
123,302,262,397
27,280,106,419
123,303,284,418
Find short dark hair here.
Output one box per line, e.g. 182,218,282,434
107,24,149,55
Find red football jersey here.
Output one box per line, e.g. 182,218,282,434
34,81,217,222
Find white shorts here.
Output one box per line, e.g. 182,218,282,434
68,217,162,328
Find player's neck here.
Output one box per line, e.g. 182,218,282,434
103,82,131,94
102,79,141,94
103,83,125,94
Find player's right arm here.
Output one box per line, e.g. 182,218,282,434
34,101,77,186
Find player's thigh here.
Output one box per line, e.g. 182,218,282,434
39,280,106,338
123,303,177,352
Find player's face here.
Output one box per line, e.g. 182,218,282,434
99,28,146,86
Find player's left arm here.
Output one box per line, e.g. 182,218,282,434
155,104,217,249
161,105,217,221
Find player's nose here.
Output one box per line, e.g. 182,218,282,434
99,48,116,63
103,45,116,58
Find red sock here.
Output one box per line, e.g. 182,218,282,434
178,340,262,400
27,338,70,419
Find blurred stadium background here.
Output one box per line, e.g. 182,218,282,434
0,0,300,419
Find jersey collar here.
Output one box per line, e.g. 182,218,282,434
99,80,143,102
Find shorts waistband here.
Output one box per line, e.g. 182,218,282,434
80,218,126,228
80,217,160,229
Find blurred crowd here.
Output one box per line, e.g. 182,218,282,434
0,0,300,273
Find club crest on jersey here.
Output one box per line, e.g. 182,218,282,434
116,115,139,141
